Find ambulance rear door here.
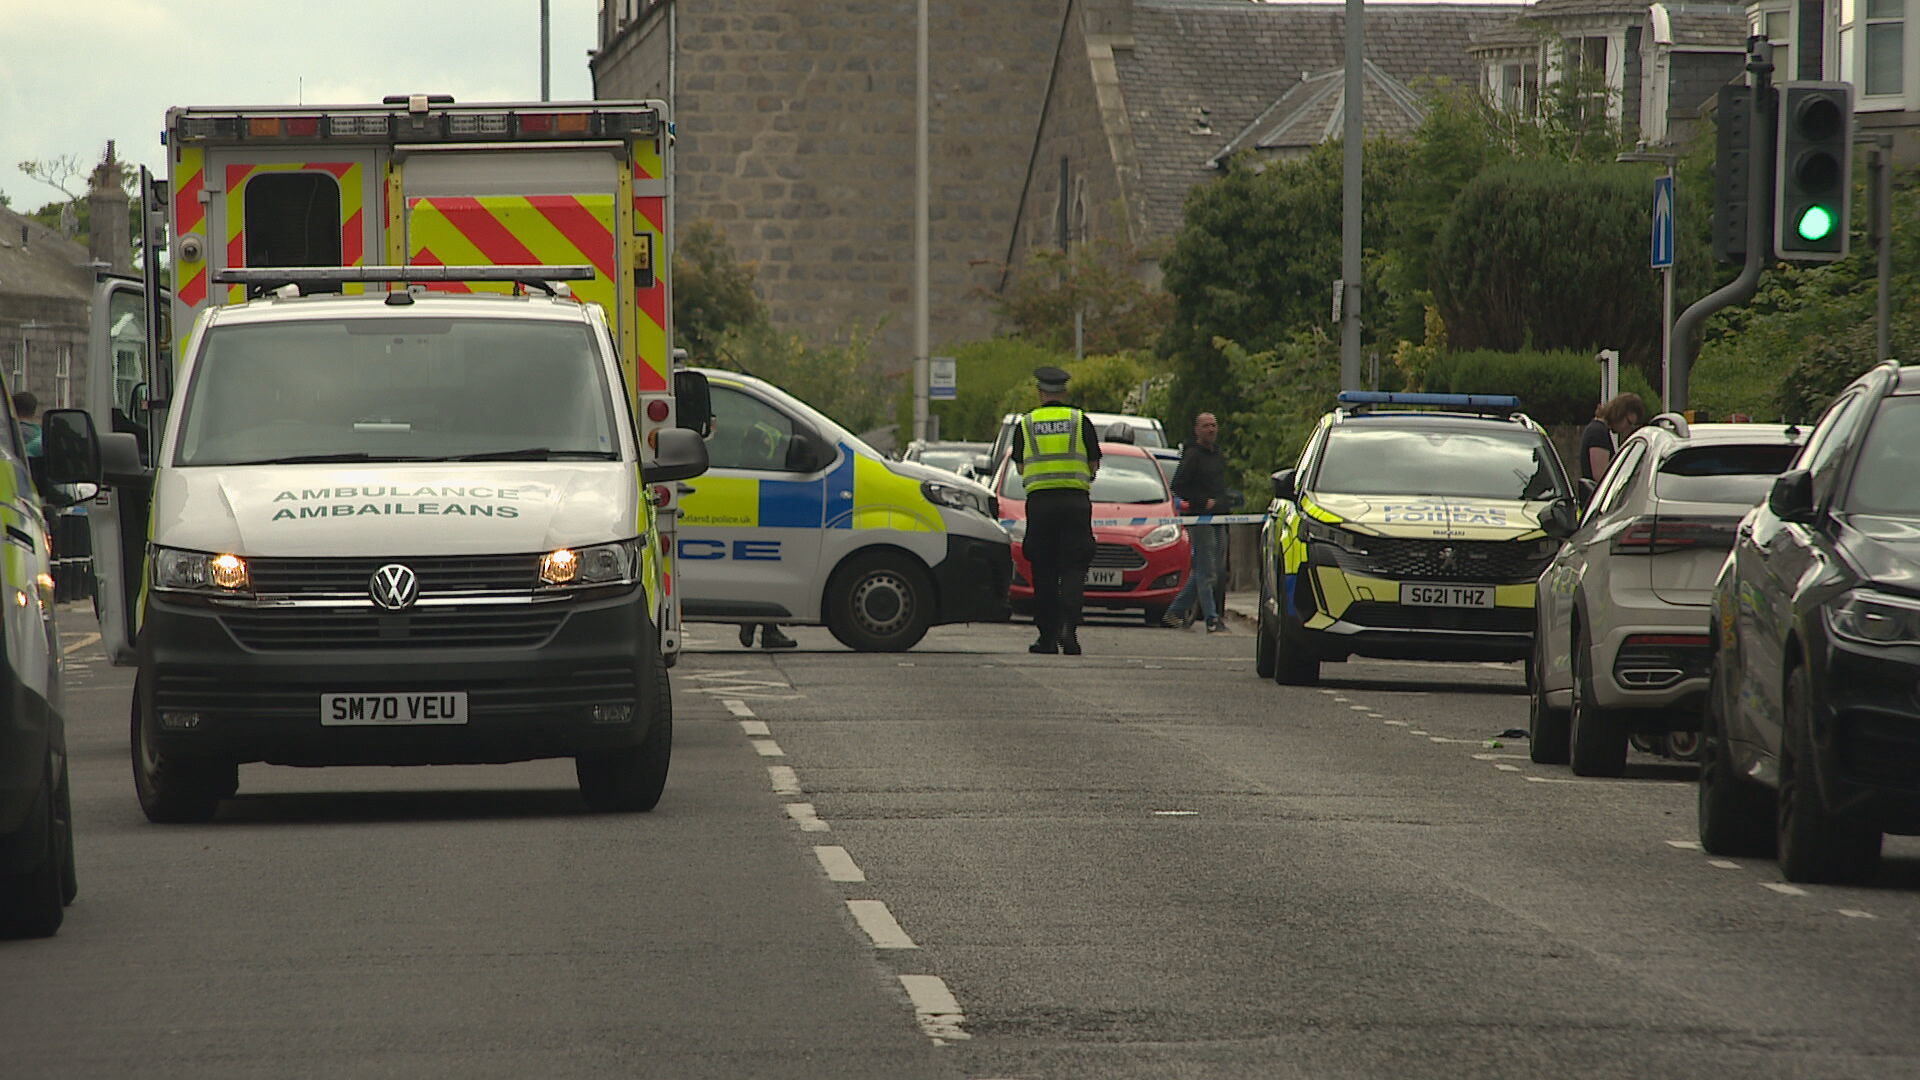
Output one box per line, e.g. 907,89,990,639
190,145,384,309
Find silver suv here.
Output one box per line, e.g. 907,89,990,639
1530,416,1805,775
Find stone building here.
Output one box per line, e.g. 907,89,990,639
592,0,1065,363
0,205,93,412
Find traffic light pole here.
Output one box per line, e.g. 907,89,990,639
1669,38,1775,413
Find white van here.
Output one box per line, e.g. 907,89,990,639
677,368,1011,651
44,268,709,823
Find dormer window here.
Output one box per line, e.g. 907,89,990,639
1758,6,1796,81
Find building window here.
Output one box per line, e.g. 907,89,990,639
1865,0,1905,95
1758,7,1796,83
1501,61,1540,113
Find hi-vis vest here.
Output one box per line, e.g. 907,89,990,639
1019,406,1092,493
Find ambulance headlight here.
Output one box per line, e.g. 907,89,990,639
151,547,252,595
921,478,991,518
540,539,642,587
1141,523,1182,550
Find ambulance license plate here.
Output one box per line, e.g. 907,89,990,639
321,692,469,726
1086,568,1124,587
1399,584,1494,608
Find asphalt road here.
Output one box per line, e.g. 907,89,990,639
7,609,1920,1079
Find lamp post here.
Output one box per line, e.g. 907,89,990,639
1616,148,1680,408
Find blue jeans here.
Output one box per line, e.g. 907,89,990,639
1167,524,1219,625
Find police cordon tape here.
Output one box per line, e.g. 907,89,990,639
997,513,1271,528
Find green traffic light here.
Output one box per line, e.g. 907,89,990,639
1797,205,1836,242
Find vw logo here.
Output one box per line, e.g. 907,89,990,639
369,563,420,610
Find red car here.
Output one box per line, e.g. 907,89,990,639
997,441,1191,625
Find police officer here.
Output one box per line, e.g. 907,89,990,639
1012,366,1100,656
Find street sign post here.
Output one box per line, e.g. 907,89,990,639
929,356,957,400
1651,176,1675,269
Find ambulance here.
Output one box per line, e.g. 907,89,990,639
83,94,699,666
678,368,1012,651
44,97,713,822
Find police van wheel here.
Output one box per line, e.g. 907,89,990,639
130,684,231,825
826,552,932,652
0,759,67,939
576,651,672,813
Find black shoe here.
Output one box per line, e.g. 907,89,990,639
1059,631,1082,656
1029,636,1058,654
738,624,756,647
761,626,798,649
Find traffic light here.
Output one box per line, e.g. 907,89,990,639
1774,81,1853,261
1712,84,1753,264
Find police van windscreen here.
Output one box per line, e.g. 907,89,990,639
1313,426,1568,502
1000,453,1169,504
173,317,620,466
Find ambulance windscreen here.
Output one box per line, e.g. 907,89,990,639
172,317,620,466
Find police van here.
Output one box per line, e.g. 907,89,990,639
677,368,1011,651
43,266,710,823
0,382,76,937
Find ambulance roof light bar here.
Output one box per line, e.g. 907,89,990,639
212,265,595,299
170,103,660,143
1336,391,1524,418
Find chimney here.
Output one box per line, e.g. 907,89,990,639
87,140,133,274
1084,0,1132,37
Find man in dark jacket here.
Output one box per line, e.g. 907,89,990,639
1162,412,1229,632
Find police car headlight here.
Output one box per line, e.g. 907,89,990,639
1302,519,1365,553
1141,523,1182,549
151,547,251,595
541,539,642,587
921,478,990,518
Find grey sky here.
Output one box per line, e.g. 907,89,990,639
0,0,598,208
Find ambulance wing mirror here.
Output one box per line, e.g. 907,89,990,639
41,409,103,486
673,369,712,437
645,427,709,483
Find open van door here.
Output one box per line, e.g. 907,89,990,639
83,275,164,665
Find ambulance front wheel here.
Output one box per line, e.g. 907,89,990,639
826,551,934,652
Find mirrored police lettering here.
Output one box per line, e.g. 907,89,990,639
677,539,783,561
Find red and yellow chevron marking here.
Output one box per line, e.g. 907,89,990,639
221,161,365,301
631,193,667,393
631,133,664,183
172,147,209,321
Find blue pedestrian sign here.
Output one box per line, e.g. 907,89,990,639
1651,176,1675,269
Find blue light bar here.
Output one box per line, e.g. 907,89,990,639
1337,391,1522,412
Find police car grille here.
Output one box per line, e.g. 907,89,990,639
1091,543,1147,570
1332,538,1545,583
249,555,540,597
219,606,567,650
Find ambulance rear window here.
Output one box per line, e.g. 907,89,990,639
243,172,342,274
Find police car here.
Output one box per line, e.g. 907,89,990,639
676,369,1011,651
0,383,76,936
1256,392,1578,684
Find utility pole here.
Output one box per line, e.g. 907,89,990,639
540,0,552,102
913,0,931,443
1339,0,1363,391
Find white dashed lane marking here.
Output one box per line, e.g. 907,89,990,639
1666,840,1704,850
723,698,755,717
768,765,801,795
847,900,918,949
1708,860,1741,869
1762,883,1811,897
753,739,785,757
1839,909,1879,919
814,845,867,882
899,974,971,1044
786,802,829,832
61,632,100,655
738,720,770,737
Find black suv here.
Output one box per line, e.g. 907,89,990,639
1700,361,1920,883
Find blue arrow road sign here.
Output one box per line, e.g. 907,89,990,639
1651,175,1675,269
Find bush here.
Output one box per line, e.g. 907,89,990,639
1425,348,1661,428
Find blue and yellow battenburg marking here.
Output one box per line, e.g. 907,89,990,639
679,444,941,532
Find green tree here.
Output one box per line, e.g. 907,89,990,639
672,220,769,365
1158,139,1414,433
1430,161,1663,374
992,235,1173,356
992,351,1168,420
924,337,1071,442
714,319,898,437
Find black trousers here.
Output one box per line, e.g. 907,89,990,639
1024,489,1094,639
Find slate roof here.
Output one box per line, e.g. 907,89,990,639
1525,0,1648,18
1665,9,1746,48
0,206,91,304
1467,19,1550,52
1208,62,1431,166
1112,0,1518,241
